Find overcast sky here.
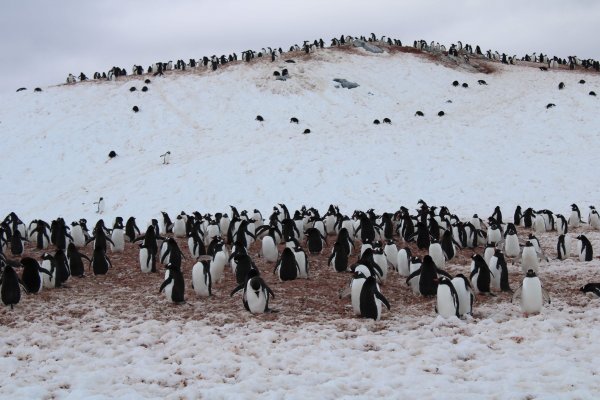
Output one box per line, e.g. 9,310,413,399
0,0,598,94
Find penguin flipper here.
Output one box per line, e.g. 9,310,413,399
406,268,421,286
230,284,244,297
38,266,53,277
375,291,391,310
159,277,172,293
265,284,275,299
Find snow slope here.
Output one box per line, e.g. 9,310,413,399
0,45,599,223
1,44,600,399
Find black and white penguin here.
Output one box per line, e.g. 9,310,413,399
358,275,390,321
210,242,228,283
383,239,398,270
94,197,105,214
568,204,583,228
54,249,71,286
125,217,140,242
555,214,568,234
576,235,593,261
489,249,511,292
9,229,26,256
274,247,299,281
305,227,326,254
110,219,125,253
66,243,90,277
293,246,309,279
503,223,520,259
520,241,540,274
1,264,22,309
512,269,550,315
20,257,52,294
514,205,523,226
172,215,187,238
160,237,184,267
470,254,493,295
161,151,171,165
70,221,87,247
440,230,459,262
260,233,279,263
91,248,112,275
231,268,275,313
396,247,412,277
329,241,349,272
159,262,185,303
232,253,256,286
41,253,57,289
589,206,600,230
191,259,212,297
556,234,570,260
436,276,460,318
139,243,155,273
429,239,445,269
580,283,600,298
451,274,474,317
487,223,502,245
187,230,206,259
406,255,451,296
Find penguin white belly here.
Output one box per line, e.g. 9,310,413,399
565,235,573,257
160,242,170,264
71,226,86,247
247,288,267,314
295,251,308,279
436,285,457,318
206,225,220,242
533,216,546,233
351,278,366,315
210,252,227,283
521,279,543,314
294,220,304,239
504,235,520,258
342,220,354,237
324,215,336,235
451,278,472,316
261,237,278,263
41,260,55,288
577,240,585,262
173,220,186,238
488,229,501,244
219,219,230,238
521,249,539,274
163,278,174,301
373,253,388,282
360,244,372,257
568,211,580,228
489,257,501,290
429,244,444,269
590,214,600,230
397,251,410,276
483,247,495,266
384,245,398,269
110,229,125,252
188,237,199,258
191,263,210,297
139,248,152,273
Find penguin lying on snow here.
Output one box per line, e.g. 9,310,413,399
580,283,600,298
231,268,275,314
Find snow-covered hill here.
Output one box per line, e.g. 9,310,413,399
1,45,598,222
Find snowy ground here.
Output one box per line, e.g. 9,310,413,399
1,43,600,398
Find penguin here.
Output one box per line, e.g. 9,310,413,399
435,277,460,318
54,249,71,286
139,243,155,273
576,235,593,261
358,275,390,321
159,262,185,303
555,214,568,234
230,268,275,313
1,264,22,309
274,247,299,281
428,239,445,269
161,151,171,165
470,254,493,295
187,230,206,259
487,224,502,245
396,247,412,277
94,197,105,214
125,217,140,242
514,205,523,225
191,259,212,297
533,214,546,233
328,241,349,272
406,255,451,296
91,248,111,276
293,246,309,279
580,283,600,298
383,239,398,270
30,221,51,250
568,204,583,228
233,254,256,285
110,222,125,253
70,221,87,247
66,243,90,277
372,247,389,283
489,249,510,292
20,257,52,294
451,274,474,317
520,241,540,274
9,229,26,256
556,234,569,260
260,234,279,263
440,230,459,262
41,253,57,288
512,269,550,315
340,266,370,316
588,206,600,230
305,227,326,254
173,215,187,238
503,224,520,259
210,243,228,283
483,243,496,266
160,237,184,267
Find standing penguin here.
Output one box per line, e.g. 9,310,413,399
210,243,228,283
440,230,459,262
94,197,105,214
576,235,593,261
589,206,600,230
41,253,57,289
110,218,125,252
514,205,523,226
329,241,349,272
383,239,398,270
428,239,445,269
555,214,568,235
274,247,300,281
305,227,326,254
568,204,584,227
1,264,22,309
139,243,155,273
260,234,279,263
435,276,460,318
159,262,185,303
191,259,212,297
470,254,493,295
70,221,87,247
556,234,570,260
520,241,540,274
172,215,187,238
91,248,112,275
358,275,390,321
451,274,474,317
489,249,511,292
503,223,520,259
230,268,275,313
10,229,27,256
512,269,550,315
125,217,141,242
66,243,90,277
396,247,412,277
406,255,451,296
20,257,52,294
54,249,71,286
293,246,309,279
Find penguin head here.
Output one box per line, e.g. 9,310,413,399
525,269,537,278
524,241,533,247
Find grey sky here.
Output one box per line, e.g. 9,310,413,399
0,0,598,94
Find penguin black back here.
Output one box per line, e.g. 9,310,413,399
1,264,21,309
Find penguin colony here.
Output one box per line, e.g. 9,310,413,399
1,202,598,320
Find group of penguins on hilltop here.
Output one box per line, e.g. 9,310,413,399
1,201,599,320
